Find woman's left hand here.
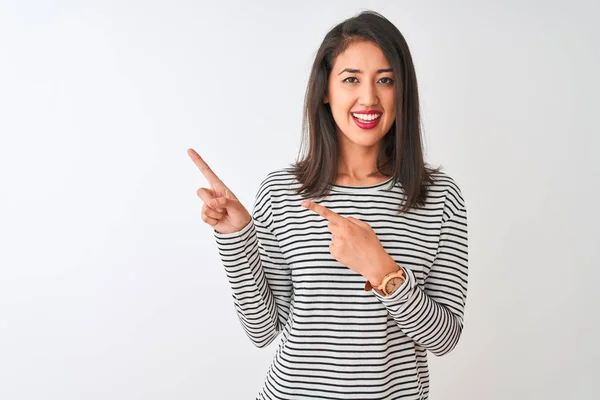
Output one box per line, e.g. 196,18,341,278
301,199,395,284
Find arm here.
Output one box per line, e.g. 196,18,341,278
213,179,293,348
372,184,468,356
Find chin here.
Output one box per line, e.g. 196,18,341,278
347,133,385,147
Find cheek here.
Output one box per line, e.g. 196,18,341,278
385,108,397,122
328,88,353,111
331,102,354,122
384,94,397,114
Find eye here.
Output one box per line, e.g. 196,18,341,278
342,77,395,85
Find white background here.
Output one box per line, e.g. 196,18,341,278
1,0,598,399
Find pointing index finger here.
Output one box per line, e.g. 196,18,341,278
301,200,346,225
187,148,222,187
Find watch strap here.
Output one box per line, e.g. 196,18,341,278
364,267,406,295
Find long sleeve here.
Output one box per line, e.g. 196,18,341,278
372,183,469,356
213,180,293,348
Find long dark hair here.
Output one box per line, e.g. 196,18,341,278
288,10,439,213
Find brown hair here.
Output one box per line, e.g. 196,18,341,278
288,10,440,213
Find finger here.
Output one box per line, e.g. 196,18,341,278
209,196,230,211
347,216,369,228
223,187,238,201
187,148,223,188
331,233,343,243
201,212,218,227
203,204,225,220
196,188,225,212
328,221,344,235
301,200,346,225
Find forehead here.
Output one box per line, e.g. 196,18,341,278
332,40,391,71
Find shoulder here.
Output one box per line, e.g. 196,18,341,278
254,167,299,206
256,167,299,196
427,169,466,217
429,170,463,196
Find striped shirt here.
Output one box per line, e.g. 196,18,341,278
213,168,468,400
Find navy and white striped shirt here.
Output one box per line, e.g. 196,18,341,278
213,168,468,400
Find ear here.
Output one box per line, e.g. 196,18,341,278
323,93,329,104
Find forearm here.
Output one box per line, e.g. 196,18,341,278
372,194,468,355
372,265,464,355
214,220,283,348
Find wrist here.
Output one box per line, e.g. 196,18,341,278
368,253,400,286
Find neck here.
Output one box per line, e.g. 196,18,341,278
337,146,387,180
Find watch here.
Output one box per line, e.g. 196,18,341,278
364,267,406,296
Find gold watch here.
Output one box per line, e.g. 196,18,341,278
364,268,406,296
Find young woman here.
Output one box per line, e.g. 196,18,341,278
189,10,468,400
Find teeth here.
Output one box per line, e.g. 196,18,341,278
352,113,381,121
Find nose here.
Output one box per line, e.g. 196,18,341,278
358,82,378,106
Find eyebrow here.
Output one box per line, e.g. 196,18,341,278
338,68,393,75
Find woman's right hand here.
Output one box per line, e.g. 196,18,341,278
187,148,252,234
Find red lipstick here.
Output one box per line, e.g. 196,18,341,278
352,110,382,114
351,110,382,130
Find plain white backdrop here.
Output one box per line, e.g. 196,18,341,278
1,0,598,399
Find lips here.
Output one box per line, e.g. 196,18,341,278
352,113,382,129
350,110,383,129
352,110,382,115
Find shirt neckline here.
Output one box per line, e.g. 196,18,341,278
330,176,395,193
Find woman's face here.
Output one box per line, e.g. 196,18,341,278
325,40,397,149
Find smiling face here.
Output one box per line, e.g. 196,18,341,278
324,40,397,149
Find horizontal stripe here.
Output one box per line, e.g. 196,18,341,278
213,169,468,400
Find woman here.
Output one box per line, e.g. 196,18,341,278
189,10,468,400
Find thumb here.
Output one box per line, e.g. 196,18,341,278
223,187,239,201
347,216,369,228
210,196,230,211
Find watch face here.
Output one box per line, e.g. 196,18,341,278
385,277,402,294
